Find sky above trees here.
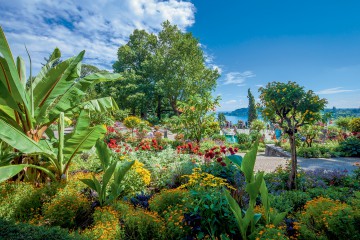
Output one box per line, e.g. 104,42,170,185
1,0,360,110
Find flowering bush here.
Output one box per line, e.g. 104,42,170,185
42,187,90,228
178,167,235,190
299,197,360,239
122,208,165,240
129,147,200,189
136,138,164,152
83,206,122,239
0,182,58,222
149,189,189,215
121,159,151,196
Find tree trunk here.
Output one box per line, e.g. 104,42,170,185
157,96,162,120
170,100,180,116
288,133,297,190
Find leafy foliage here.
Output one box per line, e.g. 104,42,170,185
259,81,327,189
247,88,257,124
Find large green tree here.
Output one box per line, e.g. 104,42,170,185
247,88,257,124
259,81,327,189
112,21,219,119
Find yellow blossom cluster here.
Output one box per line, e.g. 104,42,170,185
83,206,121,240
132,160,151,185
178,168,235,190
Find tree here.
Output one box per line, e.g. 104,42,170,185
247,88,257,124
153,21,219,116
169,93,220,143
112,21,219,119
217,112,226,128
259,81,327,189
335,117,353,132
113,29,157,117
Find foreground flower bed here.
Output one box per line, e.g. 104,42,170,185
1,138,360,240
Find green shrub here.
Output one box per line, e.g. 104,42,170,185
307,187,354,202
42,186,90,228
82,206,123,240
0,182,58,222
184,188,238,239
122,208,164,240
162,203,189,239
271,190,311,213
149,189,189,215
120,159,151,196
236,133,250,145
349,117,360,132
299,197,359,240
0,218,85,240
212,133,226,141
337,137,360,157
254,225,288,240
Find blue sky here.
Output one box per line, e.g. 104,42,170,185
1,0,359,110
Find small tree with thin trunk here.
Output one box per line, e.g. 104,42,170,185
259,81,327,189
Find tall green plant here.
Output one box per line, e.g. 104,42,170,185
80,140,134,205
0,26,122,182
224,141,286,239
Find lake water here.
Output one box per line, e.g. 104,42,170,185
223,115,248,124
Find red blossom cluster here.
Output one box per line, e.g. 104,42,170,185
135,139,164,152
203,146,238,166
107,139,133,154
176,142,202,155
107,126,116,133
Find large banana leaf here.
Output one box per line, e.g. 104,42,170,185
83,97,119,112
63,125,106,167
0,27,30,111
16,56,26,87
34,51,84,121
0,105,19,128
0,164,56,183
30,48,61,92
45,73,122,122
0,119,56,159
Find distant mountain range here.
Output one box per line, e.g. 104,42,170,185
224,107,360,118
224,108,248,116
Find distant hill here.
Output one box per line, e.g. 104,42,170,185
324,108,360,118
224,108,248,116
225,107,360,118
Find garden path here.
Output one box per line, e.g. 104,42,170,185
240,153,360,173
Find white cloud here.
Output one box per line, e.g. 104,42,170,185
316,87,358,95
0,0,195,73
255,84,263,88
223,71,255,85
225,100,237,104
203,50,222,74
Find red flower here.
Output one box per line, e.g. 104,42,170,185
217,157,223,162
220,162,226,167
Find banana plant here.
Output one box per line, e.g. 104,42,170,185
224,141,287,240
0,25,122,182
0,107,112,182
80,140,134,206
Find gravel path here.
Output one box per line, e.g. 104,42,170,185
238,153,360,173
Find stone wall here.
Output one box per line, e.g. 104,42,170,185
265,144,291,158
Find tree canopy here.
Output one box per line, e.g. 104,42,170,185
259,81,327,189
112,21,219,119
